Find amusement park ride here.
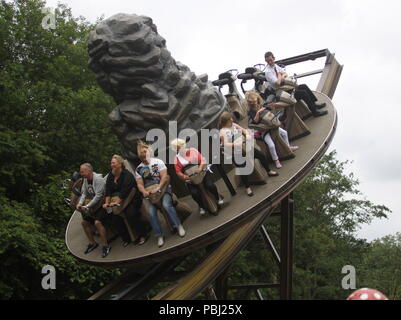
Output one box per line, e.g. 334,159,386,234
64,14,343,300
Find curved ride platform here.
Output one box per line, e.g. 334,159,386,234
65,91,337,268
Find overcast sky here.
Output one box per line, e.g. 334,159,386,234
45,0,401,241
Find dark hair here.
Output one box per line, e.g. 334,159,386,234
219,111,234,129
264,51,275,59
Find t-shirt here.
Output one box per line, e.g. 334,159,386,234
219,124,244,157
174,148,205,174
264,63,286,90
135,158,167,188
86,180,95,199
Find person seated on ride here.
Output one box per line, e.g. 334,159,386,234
264,51,327,117
76,163,111,258
134,141,186,248
219,111,279,197
103,154,149,248
246,91,298,169
171,138,224,216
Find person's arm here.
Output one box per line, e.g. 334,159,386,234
76,180,87,209
135,177,150,198
253,107,265,123
198,150,207,172
103,196,111,208
119,171,135,200
156,169,169,192
220,132,235,148
85,175,105,209
102,174,113,208
174,157,190,181
235,123,252,141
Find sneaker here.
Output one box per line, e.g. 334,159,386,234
290,145,299,151
101,245,111,258
275,160,282,169
122,241,130,247
246,187,254,197
177,225,186,237
218,198,224,206
199,208,206,215
84,243,98,254
157,236,164,247
138,235,149,245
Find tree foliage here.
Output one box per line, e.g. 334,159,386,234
228,151,393,300
0,0,121,299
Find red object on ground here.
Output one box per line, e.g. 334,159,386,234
347,288,388,300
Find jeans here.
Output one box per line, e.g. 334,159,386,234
147,192,181,237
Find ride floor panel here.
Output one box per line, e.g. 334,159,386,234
65,92,336,267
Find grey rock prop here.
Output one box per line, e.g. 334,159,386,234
88,13,227,161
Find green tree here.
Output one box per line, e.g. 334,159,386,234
0,0,122,299
227,151,390,300
359,233,401,300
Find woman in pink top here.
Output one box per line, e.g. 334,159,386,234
171,139,223,216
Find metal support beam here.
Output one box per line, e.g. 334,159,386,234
280,193,294,300
256,289,265,300
228,283,280,290
260,225,281,267
215,267,230,300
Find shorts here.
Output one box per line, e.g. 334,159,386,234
81,207,110,224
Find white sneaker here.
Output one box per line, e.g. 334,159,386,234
199,208,206,215
177,225,186,237
157,236,164,247
218,198,224,206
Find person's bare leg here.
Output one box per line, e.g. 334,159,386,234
82,220,96,244
95,220,108,247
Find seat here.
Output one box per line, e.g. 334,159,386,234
237,73,254,80
212,78,231,87
245,67,257,74
226,95,247,120
218,72,233,80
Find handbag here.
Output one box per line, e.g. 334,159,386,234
145,176,170,205
184,164,207,185
258,109,281,129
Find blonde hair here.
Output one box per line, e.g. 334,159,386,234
245,91,264,110
136,140,151,154
111,154,125,168
170,138,186,152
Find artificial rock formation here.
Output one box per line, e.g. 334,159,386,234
88,13,227,161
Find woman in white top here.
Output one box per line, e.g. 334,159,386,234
219,112,278,197
246,91,298,168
